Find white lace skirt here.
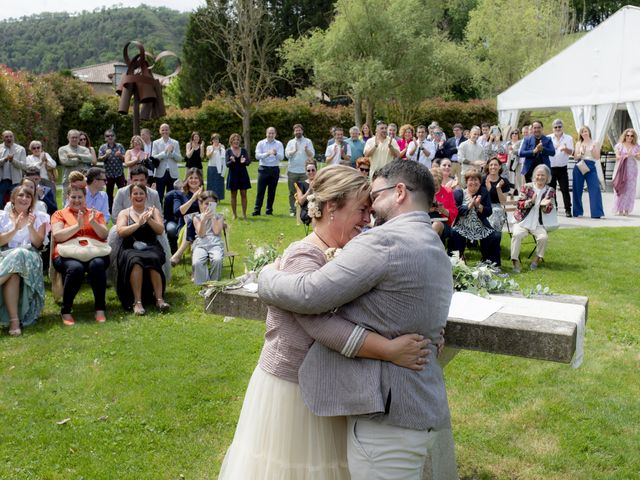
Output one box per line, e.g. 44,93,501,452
218,366,350,480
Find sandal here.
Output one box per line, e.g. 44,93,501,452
61,314,75,326
95,311,107,323
156,298,170,312
133,301,146,316
9,318,21,337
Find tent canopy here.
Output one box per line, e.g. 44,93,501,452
497,5,640,146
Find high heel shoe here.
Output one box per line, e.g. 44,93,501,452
133,301,146,316
9,318,21,337
156,298,170,312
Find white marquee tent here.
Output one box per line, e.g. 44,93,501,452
497,5,640,195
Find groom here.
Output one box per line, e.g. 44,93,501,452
259,160,455,479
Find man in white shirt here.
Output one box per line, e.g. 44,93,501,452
253,126,284,216
0,130,27,208
458,126,485,185
364,121,401,177
324,127,352,166
285,124,315,216
151,123,182,204
547,119,574,217
407,125,435,168
477,122,491,148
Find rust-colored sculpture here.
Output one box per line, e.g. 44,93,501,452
116,41,181,134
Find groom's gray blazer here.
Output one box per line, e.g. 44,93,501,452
258,211,453,431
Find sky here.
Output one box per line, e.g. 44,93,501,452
0,1,205,22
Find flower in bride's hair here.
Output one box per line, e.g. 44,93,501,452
306,194,322,219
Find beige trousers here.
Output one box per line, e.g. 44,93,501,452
510,223,548,260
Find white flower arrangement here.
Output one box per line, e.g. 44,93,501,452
306,193,322,219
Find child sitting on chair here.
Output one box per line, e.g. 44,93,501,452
191,191,225,284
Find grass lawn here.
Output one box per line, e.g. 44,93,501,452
1,164,639,479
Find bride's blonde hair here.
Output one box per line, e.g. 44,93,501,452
306,165,369,219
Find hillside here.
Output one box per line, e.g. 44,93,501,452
0,5,188,73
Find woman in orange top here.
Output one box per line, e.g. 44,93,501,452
51,185,109,325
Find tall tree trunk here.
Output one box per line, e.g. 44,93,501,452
366,98,375,127
242,107,252,153
354,94,363,128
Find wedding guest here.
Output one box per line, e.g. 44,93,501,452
151,123,182,204
85,167,110,223
23,167,57,215
97,129,126,212
363,120,400,176
115,183,168,315
458,126,485,184
431,127,448,161
430,166,457,240
572,126,604,218
360,123,372,142
0,131,28,208
77,132,97,166
482,126,507,165
0,186,48,336
226,133,251,220
124,135,149,170
26,140,57,189
324,127,351,166
505,129,523,191
547,119,574,216
482,157,512,232
191,191,225,284
285,124,315,216
168,168,203,265
439,158,459,190
294,159,318,226
397,124,414,159
388,123,400,141
443,123,466,180
407,125,435,168
510,165,556,272
345,126,365,167
140,128,155,179
355,157,370,176
205,133,226,201
253,127,284,216
52,185,109,325
112,165,162,220
519,121,555,183
185,131,204,171
612,128,639,216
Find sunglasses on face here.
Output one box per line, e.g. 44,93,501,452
31,146,41,150
105,135,114,138
553,126,563,129
359,168,370,173
306,168,316,172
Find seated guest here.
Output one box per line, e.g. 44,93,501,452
430,167,458,241
52,185,110,325
0,186,49,336
26,141,57,189
168,168,204,265
85,167,110,223
482,157,512,232
449,169,502,266
294,159,317,226
115,184,168,315
23,167,57,214
439,158,459,190
355,156,370,176
510,165,556,272
192,191,225,284
112,165,161,220
7,173,51,215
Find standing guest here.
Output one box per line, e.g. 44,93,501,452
519,121,555,183
450,169,501,266
52,185,109,325
430,166,458,241
185,131,204,171
407,125,435,168
483,126,507,166
115,184,168,315
463,129,470,139
505,129,523,191
0,131,28,208
151,123,182,204
612,128,640,216
510,165,556,272
205,133,226,201
85,167,110,223
97,129,126,212
482,157,512,232
427,121,446,141
355,157,371,177
0,186,49,336
112,165,162,220
192,191,225,285
285,124,315,217
387,123,400,142
124,135,149,170
458,126,485,184
167,168,203,264
26,140,57,189
345,126,365,167
572,126,604,218
324,127,351,166
140,128,155,180
253,127,284,216
443,123,465,181
78,132,98,166
439,158,459,190
23,168,57,215
58,128,92,193
477,122,491,148
294,159,318,226
360,123,372,142
397,124,414,159
363,120,400,177
226,133,251,220
431,128,448,160
547,119,574,216
326,126,337,148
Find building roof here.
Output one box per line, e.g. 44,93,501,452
72,61,125,84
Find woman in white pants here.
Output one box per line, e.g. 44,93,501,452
510,164,556,272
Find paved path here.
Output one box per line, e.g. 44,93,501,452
545,191,639,229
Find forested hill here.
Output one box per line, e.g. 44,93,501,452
0,5,188,73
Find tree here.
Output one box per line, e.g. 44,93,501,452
280,0,474,125
464,0,574,97
570,0,640,31
195,0,282,150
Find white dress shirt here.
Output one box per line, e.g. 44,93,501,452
255,139,284,167
547,133,574,168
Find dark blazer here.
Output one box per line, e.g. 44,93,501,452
454,187,493,230
443,135,466,159
40,185,57,215
519,135,555,175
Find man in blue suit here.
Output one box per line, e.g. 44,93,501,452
519,120,555,182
